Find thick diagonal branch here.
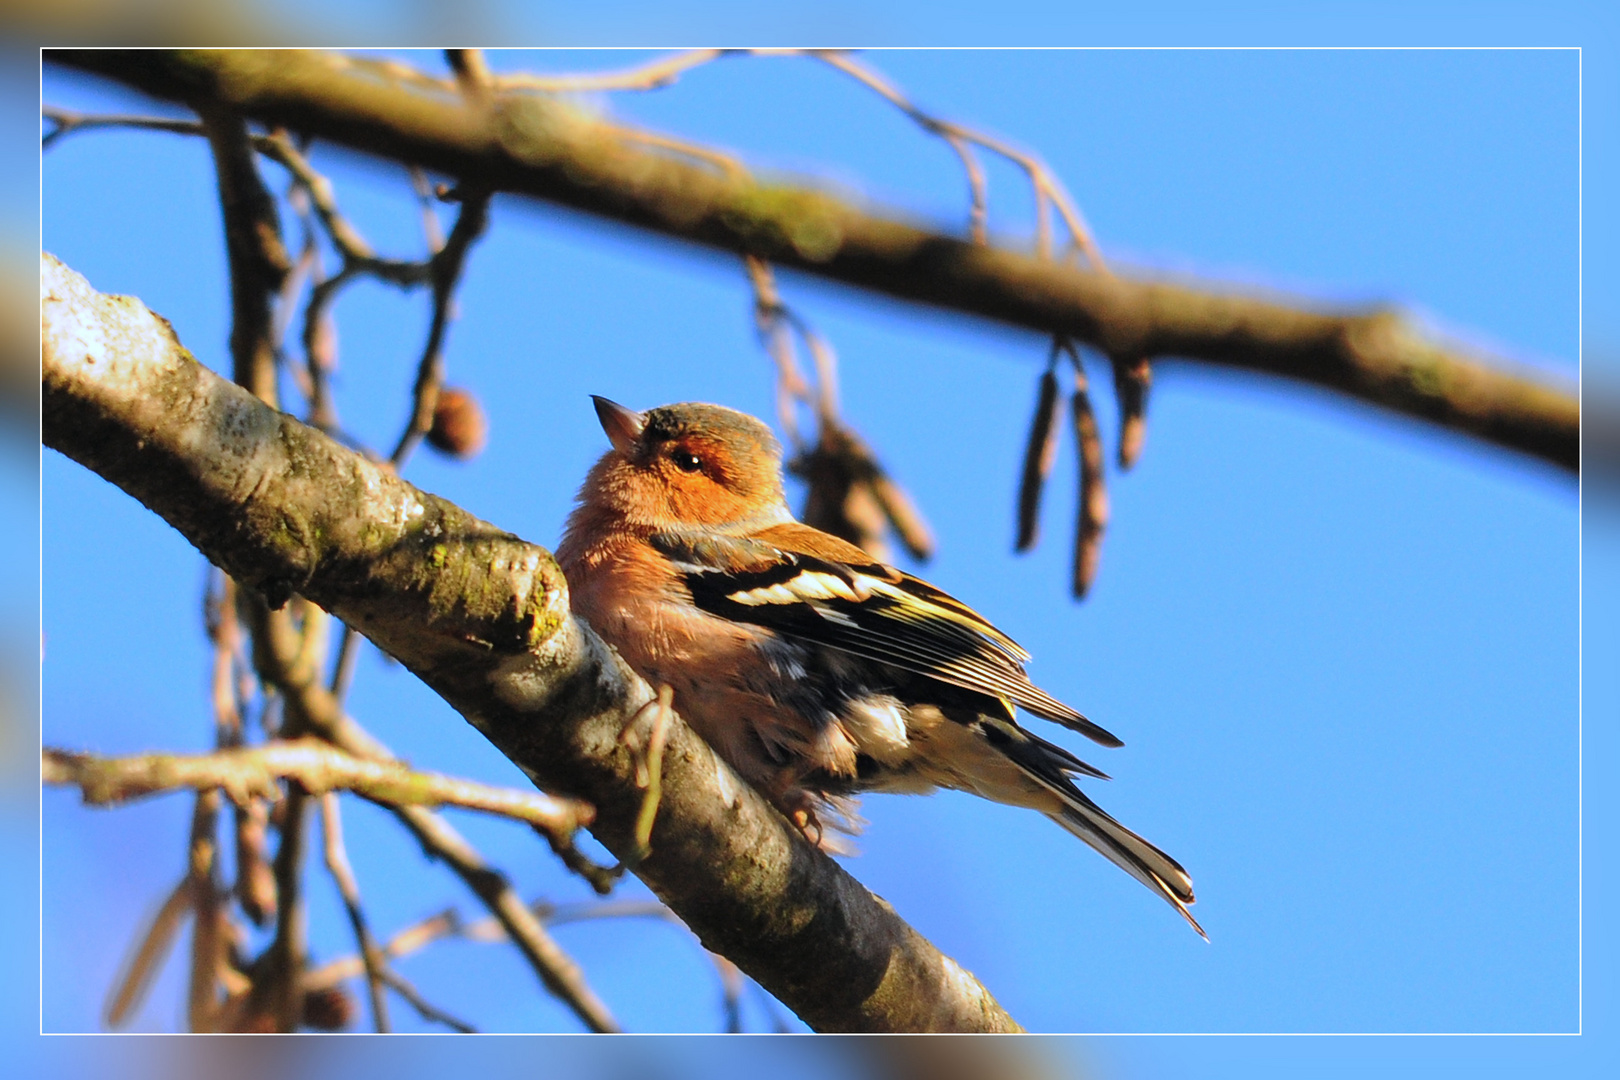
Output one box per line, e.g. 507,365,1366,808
50,48,1578,472
41,252,1020,1034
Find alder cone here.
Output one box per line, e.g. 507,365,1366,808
426,386,488,459
301,985,357,1031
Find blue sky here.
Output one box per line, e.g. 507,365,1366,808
30,34,1604,1077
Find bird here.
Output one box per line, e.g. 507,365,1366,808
557,396,1203,937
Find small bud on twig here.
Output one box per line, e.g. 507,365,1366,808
426,386,488,459
302,984,357,1030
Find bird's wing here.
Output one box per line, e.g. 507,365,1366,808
651,521,1121,747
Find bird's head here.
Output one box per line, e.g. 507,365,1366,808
580,396,790,531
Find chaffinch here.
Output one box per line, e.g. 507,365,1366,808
558,397,1202,937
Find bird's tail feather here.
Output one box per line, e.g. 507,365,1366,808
1047,796,1206,940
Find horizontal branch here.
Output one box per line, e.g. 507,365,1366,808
41,251,1019,1034
50,48,1578,472
43,741,593,839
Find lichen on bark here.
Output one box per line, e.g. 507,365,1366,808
42,250,1021,1033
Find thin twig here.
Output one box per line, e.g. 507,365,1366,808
408,167,446,252
209,574,280,926
303,911,457,990
302,910,460,990
257,782,309,1032
44,742,594,839
714,952,744,1033
388,803,621,1031
610,124,753,181
227,599,619,1031
329,622,364,700
746,255,933,561
381,968,477,1033
389,189,492,467
319,793,390,1032
255,131,432,287
103,876,194,1028
446,48,493,100
204,573,244,746
203,116,308,1023
786,310,841,423
299,266,358,432
304,898,680,993
300,252,342,435
810,51,1103,267
183,790,225,1032
198,105,289,406
496,48,729,93
185,573,251,1032
303,896,679,1034
41,104,202,148
745,255,812,448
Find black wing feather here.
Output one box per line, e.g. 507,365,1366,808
657,531,1122,748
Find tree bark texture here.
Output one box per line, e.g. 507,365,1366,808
49,48,1580,473
40,252,1020,1034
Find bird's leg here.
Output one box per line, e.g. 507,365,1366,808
766,772,826,849
617,684,673,868
616,684,668,781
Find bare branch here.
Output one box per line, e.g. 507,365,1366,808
304,899,680,993
197,104,288,405
206,574,278,925
811,51,1062,258
255,131,433,287
328,622,363,699
42,250,1022,1033
389,190,491,467
252,781,309,1032
380,967,477,1033
103,876,194,1028
42,104,201,147
496,49,729,93
446,48,493,101
319,793,390,1031
183,790,225,1032
45,741,595,839
408,166,447,251
232,573,620,1033
53,49,1574,472
383,802,620,1031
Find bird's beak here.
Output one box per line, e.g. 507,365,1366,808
591,396,645,456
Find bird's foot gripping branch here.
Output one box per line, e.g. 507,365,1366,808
41,251,1021,1034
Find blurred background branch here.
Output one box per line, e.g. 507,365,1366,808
49,48,1580,476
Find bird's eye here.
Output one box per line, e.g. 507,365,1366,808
670,449,704,474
